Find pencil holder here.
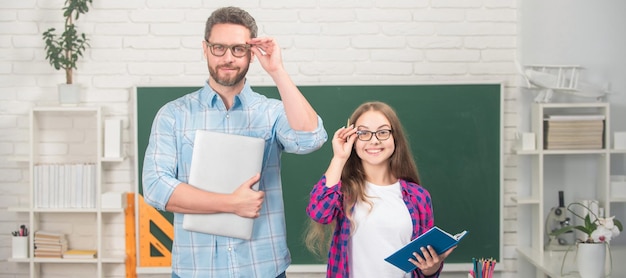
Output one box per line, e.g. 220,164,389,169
12,236,28,259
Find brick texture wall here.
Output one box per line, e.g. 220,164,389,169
0,1,520,277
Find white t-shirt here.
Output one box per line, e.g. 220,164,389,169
349,181,413,278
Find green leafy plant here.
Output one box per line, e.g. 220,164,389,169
551,202,623,243
42,0,93,84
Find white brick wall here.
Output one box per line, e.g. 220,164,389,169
0,1,520,277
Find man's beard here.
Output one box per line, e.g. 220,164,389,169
209,64,249,87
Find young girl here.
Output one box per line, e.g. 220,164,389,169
305,102,455,278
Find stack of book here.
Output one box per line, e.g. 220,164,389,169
543,114,605,150
33,231,68,258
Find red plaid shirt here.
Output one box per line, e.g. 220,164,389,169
306,176,442,278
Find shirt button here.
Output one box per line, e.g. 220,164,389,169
228,247,232,251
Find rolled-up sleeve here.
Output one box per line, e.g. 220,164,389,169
306,175,344,224
276,113,327,155
141,105,183,211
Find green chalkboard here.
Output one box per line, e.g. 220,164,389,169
135,84,502,266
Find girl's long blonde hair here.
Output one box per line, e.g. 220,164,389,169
304,101,421,259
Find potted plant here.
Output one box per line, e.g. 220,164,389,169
42,0,93,105
550,202,623,278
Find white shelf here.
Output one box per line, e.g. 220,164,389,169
610,197,626,202
32,106,100,112
516,102,626,277
541,149,608,155
32,208,99,213
511,196,541,205
515,148,626,155
517,245,626,277
101,156,125,162
8,256,125,264
14,106,126,278
517,149,609,155
9,207,123,213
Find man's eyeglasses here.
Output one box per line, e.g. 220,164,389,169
355,129,393,141
205,41,251,58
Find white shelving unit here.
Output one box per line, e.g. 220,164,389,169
514,102,626,277
8,106,125,278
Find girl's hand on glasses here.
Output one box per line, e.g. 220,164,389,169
331,125,357,160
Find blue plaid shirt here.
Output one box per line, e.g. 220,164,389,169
142,81,327,278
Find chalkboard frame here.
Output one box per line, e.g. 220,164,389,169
133,83,503,272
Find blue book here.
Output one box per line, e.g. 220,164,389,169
384,226,468,273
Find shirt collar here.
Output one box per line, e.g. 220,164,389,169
201,79,254,109
399,179,423,197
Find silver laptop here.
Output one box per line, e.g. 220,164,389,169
182,130,265,239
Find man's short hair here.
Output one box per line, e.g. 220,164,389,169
205,7,258,41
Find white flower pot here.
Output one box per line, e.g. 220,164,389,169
576,242,606,278
58,83,81,106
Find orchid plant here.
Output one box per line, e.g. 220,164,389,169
551,202,623,243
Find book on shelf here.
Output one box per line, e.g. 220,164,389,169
544,136,604,149
544,133,604,138
63,249,97,259
545,135,603,142
543,118,605,150
384,226,468,273
544,126,604,133
544,143,604,150
544,120,604,129
543,114,606,121
33,230,68,258
33,253,63,258
34,243,67,251
34,236,67,243
35,230,65,239
544,119,604,125
34,230,65,240
545,135,603,143
34,245,67,258
34,238,68,246
33,163,97,209
544,124,604,133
